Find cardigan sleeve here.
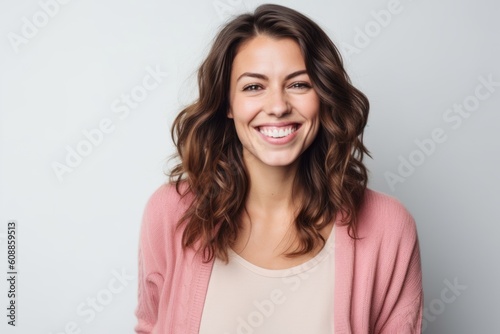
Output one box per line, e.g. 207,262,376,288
377,207,423,333
135,250,164,333
134,186,168,333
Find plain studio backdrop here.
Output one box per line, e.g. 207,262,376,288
0,0,498,333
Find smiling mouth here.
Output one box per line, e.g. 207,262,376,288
257,124,299,138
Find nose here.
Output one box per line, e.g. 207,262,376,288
265,88,290,117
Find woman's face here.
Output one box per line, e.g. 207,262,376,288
228,35,320,170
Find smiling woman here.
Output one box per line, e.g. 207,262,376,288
228,36,320,169
135,4,423,334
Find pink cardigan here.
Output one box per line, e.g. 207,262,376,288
135,183,423,333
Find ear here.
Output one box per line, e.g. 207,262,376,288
227,108,234,119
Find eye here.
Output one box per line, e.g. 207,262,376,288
242,84,262,91
289,82,312,89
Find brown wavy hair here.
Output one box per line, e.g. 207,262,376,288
169,4,370,262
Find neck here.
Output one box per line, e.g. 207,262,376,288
244,156,300,214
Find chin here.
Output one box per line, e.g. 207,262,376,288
260,155,300,167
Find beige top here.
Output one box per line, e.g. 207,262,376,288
199,225,335,334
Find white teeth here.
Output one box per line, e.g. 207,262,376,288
259,126,297,138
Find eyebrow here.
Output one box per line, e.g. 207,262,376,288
236,69,308,82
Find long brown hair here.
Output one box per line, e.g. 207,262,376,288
170,4,370,262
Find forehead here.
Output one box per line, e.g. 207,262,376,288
231,35,306,75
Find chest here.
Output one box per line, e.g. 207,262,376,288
198,226,336,333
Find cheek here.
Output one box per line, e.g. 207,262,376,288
231,98,260,122
301,96,321,139
298,95,321,120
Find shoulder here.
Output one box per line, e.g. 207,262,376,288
141,181,194,243
138,181,194,270
351,189,421,287
143,181,193,220
356,188,417,242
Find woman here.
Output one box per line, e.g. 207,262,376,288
135,4,422,333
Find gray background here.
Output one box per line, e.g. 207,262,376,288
1,0,498,333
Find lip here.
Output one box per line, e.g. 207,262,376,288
254,122,301,145
254,122,300,128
